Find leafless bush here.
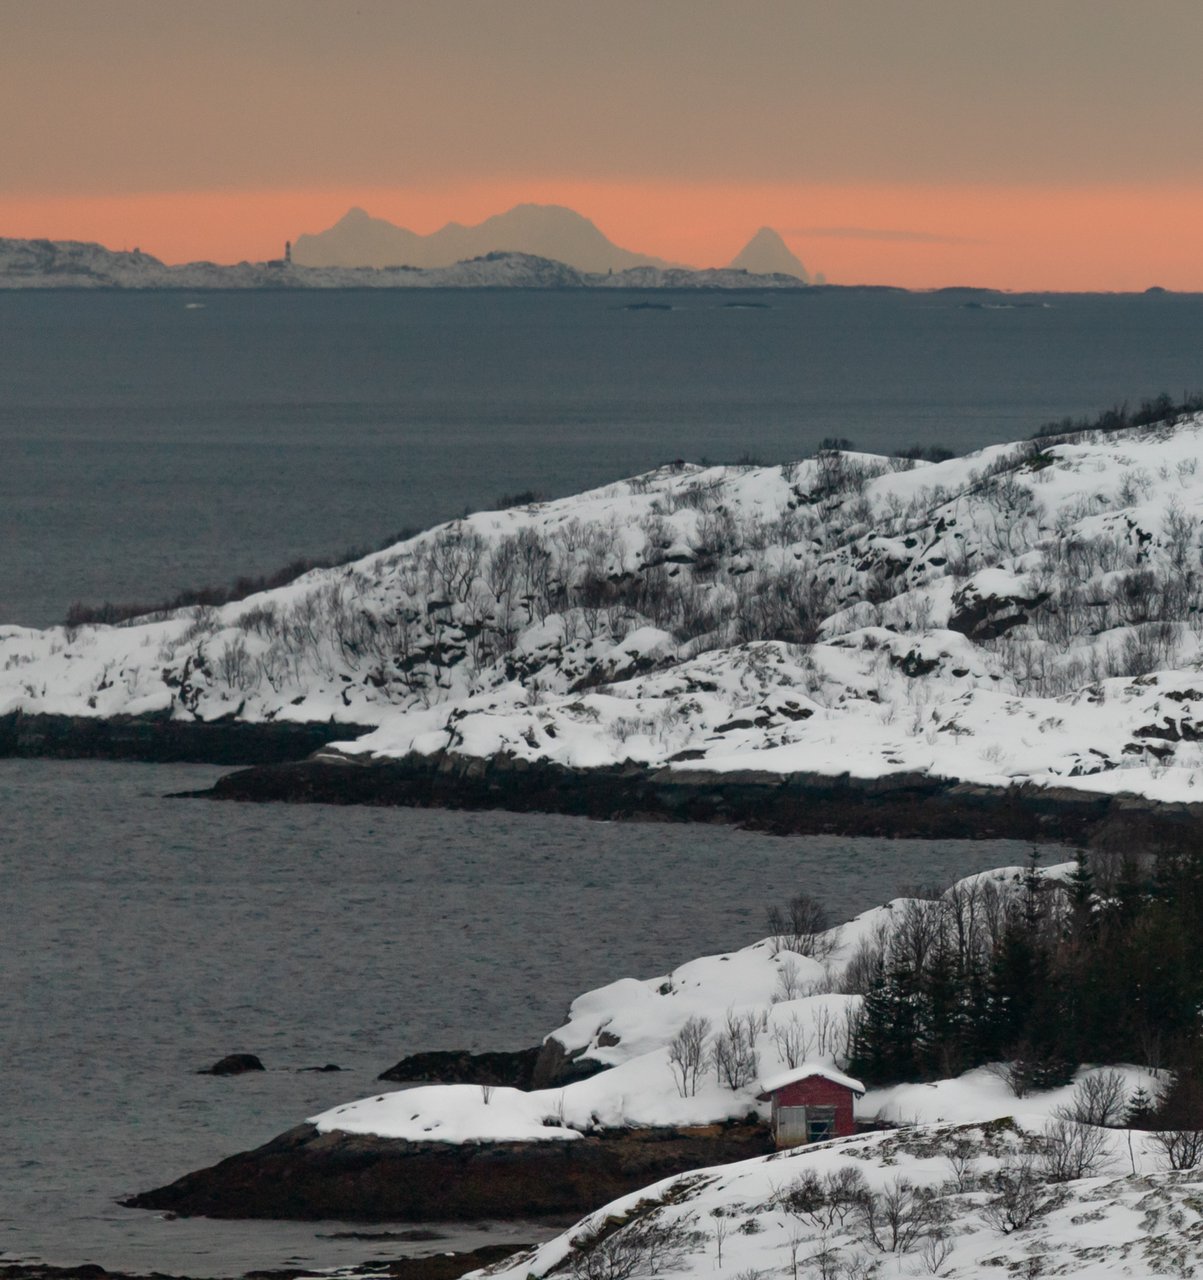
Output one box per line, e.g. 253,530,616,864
568,1210,701,1280
781,1167,870,1232
1039,1117,1110,1181
774,957,803,1003
980,1157,1066,1233
216,636,253,690
1055,1071,1129,1128
1149,1128,1203,1171
767,893,836,960
770,1013,813,1069
711,1010,760,1090
667,1015,711,1097
918,1230,953,1275
858,1178,948,1253
944,1137,979,1193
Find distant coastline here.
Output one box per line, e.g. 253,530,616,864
0,238,809,290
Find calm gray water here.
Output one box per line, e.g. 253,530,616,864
1,759,1053,1274
3,288,1203,626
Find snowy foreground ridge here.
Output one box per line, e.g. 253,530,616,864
8,414,1203,803
472,1122,1203,1280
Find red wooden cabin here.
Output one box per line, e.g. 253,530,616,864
757,1064,865,1147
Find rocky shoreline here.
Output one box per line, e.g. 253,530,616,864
6,710,1203,853
0,1243,531,1280
0,711,373,766
198,747,1203,854
122,1119,772,1222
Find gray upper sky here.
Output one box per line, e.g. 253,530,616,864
4,0,1202,193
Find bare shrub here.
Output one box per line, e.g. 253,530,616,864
945,1136,979,1193
711,1010,760,1090
858,1177,948,1253
767,893,836,960
1055,1070,1129,1128
782,1167,870,1232
1039,1117,1110,1182
980,1157,1066,1234
774,957,803,1003
568,1210,702,1280
668,1015,711,1098
771,1013,814,1070
1149,1128,1203,1171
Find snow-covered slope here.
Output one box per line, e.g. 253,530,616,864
8,413,1203,804
0,238,804,290
475,1119,1202,1280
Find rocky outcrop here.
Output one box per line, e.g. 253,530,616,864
0,711,374,765
123,1120,772,1221
378,1042,604,1090
196,749,1203,854
378,1047,543,1088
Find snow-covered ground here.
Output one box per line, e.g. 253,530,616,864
311,864,1179,1277
308,862,1156,1144
0,237,805,289
470,1120,1203,1280
7,413,1203,804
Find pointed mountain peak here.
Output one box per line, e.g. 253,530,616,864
728,227,810,281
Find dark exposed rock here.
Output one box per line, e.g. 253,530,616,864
378,1047,542,1088
123,1119,772,1221
298,1063,343,1073
947,584,1050,641
201,1054,265,1076
194,749,1203,856
0,710,374,766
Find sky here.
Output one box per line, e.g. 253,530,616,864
2,0,1202,289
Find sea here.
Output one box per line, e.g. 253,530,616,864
1,287,1199,1273
4,288,1203,628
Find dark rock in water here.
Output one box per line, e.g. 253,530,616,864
378,1043,603,1090
378,1047,541,1087
298,1063,343,1073
123,1119,772,1221
201,1053,266,1076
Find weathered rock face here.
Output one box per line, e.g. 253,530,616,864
0,711,374,766
199,750,1203,855
123,1120,772,1221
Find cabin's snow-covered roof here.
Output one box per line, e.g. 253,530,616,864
758,1062,865,1097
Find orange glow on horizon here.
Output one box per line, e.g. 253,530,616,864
3,181,1202,292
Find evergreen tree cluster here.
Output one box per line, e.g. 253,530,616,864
846,847,1203,1101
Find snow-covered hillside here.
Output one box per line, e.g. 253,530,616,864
475,1119,1203,1280
0,238,805,289
306,864,1177,1279
307,861,1157,1140
7,412,1203,803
